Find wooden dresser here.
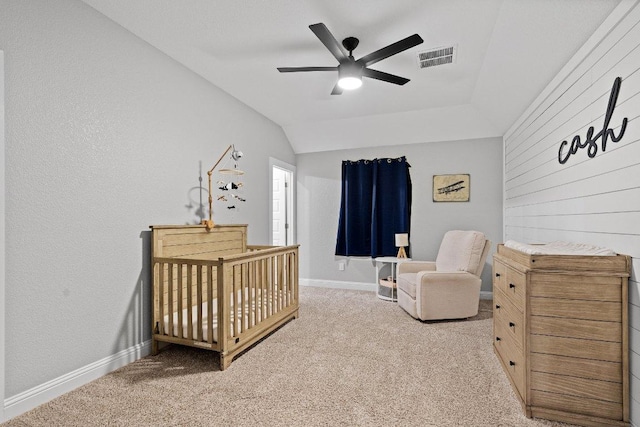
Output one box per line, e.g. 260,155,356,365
492,244,631,427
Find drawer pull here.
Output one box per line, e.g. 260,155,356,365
509,361,516,367
495,337,501,341
495,273,501,277
509,283,515,289
509,322,515,328
495,304,501,309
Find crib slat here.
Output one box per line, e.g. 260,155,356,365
260,258,266,322
197,265,203,341
241,263,247,334
293,251,299,303
249,260,255,328
272,256,277,314
254,260,260,323
218,261,228,350
186,264,193,340
266,257,272,317
167,263,174,337
282,254,287,308
207,265,214,344
158,262,165,335
233,264,239,337
288,254,292,306
278,254,284,312
287,253,292,306
177,264,183,339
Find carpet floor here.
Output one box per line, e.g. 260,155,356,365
3,286,577,426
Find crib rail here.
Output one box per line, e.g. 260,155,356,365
152,244,299,364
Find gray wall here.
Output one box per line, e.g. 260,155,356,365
503,2,640,421
297,137,503,292
0,0,294,403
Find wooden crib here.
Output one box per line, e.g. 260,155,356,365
150,224,299,370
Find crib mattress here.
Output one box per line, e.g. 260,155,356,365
162,289,276,342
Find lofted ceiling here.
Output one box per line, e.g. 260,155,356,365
81,0,621,153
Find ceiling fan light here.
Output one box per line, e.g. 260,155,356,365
338,76,362,90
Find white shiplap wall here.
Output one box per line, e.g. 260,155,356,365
503,0,640,424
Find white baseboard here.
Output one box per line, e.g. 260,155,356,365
300,278,376,292
3,340,152,422
480,291,493,300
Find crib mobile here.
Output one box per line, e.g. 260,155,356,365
202,144,246,229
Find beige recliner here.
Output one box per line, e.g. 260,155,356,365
397,230,491,321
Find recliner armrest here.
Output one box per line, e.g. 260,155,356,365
398,261,436,274
417,271,481,287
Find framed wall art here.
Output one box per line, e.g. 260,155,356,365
433,174,470,202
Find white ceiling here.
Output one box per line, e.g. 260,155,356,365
81,0,621,153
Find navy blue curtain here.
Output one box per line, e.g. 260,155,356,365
335,156,411,258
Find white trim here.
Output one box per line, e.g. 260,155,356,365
504,0,640,139
0,50,6,423
3,340,152,422
269,158,297,245
300,278,376,292
480,291,493,300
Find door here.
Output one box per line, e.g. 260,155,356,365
270,159,295,246
272,166,288,245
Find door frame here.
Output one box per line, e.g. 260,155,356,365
1,50,6,422
269,158,296,246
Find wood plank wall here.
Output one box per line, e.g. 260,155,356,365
503,3,640,424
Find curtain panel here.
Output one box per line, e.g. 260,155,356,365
335,156,412,258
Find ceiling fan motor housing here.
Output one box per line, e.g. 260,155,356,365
339,61,363,78
342,37,359,55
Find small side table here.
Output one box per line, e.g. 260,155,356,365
374,256,411,302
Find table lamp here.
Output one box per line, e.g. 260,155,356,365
395,233,409,258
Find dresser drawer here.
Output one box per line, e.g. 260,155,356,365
530,315,621,342
530,334,621,363
494,264,525,312
530,353,622,383
530,371,622,404
494,321,525,399
530,273,622,302
530,390,622,421
494,290,524,349
530,297,621,323
493,260,507,292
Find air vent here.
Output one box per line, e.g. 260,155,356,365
417,45,457,69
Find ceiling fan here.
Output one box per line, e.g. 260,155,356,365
277,23,424,95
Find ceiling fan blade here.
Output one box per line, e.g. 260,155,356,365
363,68,410,85
356,34,424,67
309,23,349,62
331,83,343,95
278,66,337,73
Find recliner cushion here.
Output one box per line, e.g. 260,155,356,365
397,272,417,299
435,230,486,274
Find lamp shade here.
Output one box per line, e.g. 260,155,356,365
395,233,409,247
